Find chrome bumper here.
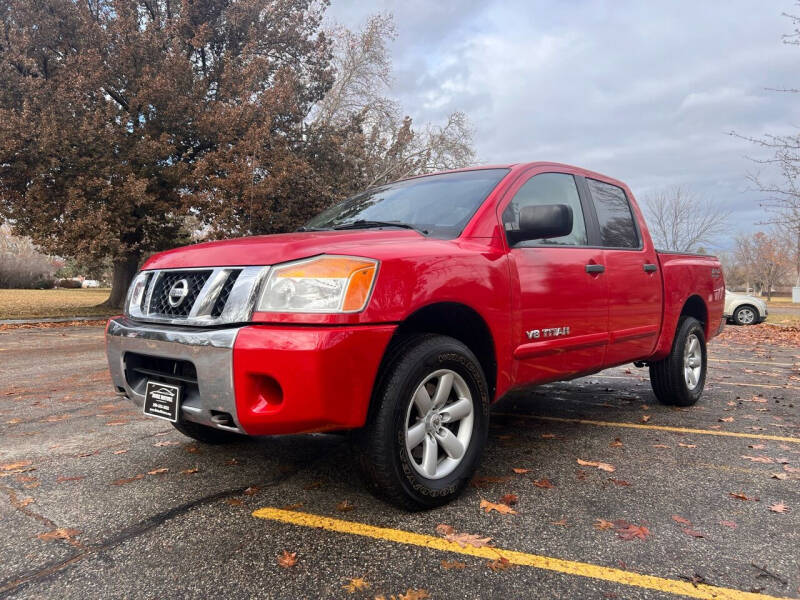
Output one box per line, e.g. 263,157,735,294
106,316,244,433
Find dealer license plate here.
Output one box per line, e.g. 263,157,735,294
143,381,181,422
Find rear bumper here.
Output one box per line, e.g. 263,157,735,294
106,317,396,435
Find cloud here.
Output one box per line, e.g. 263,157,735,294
326,0,800,242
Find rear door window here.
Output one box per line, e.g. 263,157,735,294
586,178,640,249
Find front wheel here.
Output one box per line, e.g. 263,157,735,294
648,316,707,407
733,305,758,326
355,334,489,510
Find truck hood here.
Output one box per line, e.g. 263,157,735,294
142,230,434,270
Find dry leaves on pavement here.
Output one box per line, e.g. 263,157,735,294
614,521,651,540
487,557,513,572
480,499,517,515
769,502,790,514
576,458,615,472
342,577,369,593
277,550,297,568
435,523,492,548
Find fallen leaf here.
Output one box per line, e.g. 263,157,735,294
730,492,759,502
147,468,168,475
720,520,737,529
678,443,697,448
512,468,530,474
1,460,32,471
608,478,630,486
154,441,180,447
672,515,692,526
440,560,466,570
18,497,34,507
594,518,614,530
533,478,554,489
243,486,260,496
652,444,670,448
500,493,518,506
5,418,21,424
748,444,766,450
277,550,297,568
747,396,768,403
399,590,429,600
56,476,85,483
37,528,80,542
641,415,651,423
336,500,355,512
435,524,456,536
112,449,128,455
577,459,615,472
480,499,517,514
105,420,128,426
741,455,774,464
551,518,568,526
615,522,650,540
540,433,557,439
342,577,369,593
436,524,492,548
225,498,244,506
487,557,513,571
181,468,199,475
111,473,144,486
769,502,789,514
185,445,200,453
720,417,734,423
609,438,623,448
682,528,704,538
771,473,788,480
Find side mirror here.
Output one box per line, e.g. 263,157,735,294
517,204,573,241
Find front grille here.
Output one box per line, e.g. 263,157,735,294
148,270,212,317
211,270,241,317
123,352,199,401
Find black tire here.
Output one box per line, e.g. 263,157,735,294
355,334,490,510
648,316,707,407
171,419,245,444
733,305,758,326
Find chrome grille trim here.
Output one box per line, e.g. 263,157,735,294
125,266,270,327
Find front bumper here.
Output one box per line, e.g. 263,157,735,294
106,316,396,436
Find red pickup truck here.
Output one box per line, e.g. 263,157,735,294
106,162,725,509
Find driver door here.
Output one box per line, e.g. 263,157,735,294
503,171,609,385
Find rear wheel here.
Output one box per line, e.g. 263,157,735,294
733,305,758,326
171,419,244,444
649,316,707,407
355,334,489,510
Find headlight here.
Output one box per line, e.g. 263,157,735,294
256,255,379,313
125,271,149,315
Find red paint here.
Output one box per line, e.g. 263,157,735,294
144,162,725,435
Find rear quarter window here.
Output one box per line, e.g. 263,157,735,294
586,178,640,249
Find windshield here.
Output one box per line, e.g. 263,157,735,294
304,168,510,239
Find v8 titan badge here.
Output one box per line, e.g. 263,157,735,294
143,381,181,422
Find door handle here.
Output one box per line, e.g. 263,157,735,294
643,263,658,273
585,264,605,274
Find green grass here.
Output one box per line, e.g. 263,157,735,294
0,288,117,320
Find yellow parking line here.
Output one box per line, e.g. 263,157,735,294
592,374,797,390
252,507,790,600
709,358,795,367
494,413,800,444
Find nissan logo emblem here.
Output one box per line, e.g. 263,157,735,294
167,279,190,307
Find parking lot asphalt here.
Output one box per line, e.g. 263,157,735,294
0,323,798,600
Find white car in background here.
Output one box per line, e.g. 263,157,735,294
81,280,101,288
724,290,767,325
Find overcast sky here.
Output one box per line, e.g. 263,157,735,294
326,1,800,248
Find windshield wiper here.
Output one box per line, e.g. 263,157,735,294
332,220,428,235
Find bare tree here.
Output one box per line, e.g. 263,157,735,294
734,230,790,300
313,14,476,188
642,186,728,252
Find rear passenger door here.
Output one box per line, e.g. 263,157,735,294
502,171,609,384
583,178,662,367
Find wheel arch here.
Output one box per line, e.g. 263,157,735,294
377,302,498,401
680,294,708,337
